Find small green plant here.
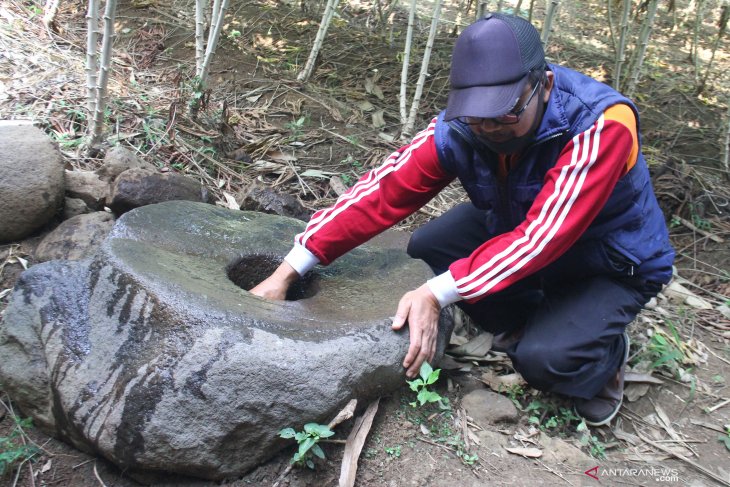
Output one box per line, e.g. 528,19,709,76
456,448,479,465
577,420,606,459
718,426,730,451
406,362,447,408
278,423,333,469
384,445,401,457
645,321,685,378
285,114,310,139
0,416,38,477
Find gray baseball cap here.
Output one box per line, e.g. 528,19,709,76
444,13,546,121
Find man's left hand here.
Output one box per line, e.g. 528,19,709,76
391,284,441,379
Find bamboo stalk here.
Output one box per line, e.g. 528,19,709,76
476,1,488,19
195,0,205,76
697,4,729,94
90,0,119,146
614,0,631,90
86,0,100,113
691,0,706,82
297,0,340,82
528,0,536,23
540,0,560,47
625,0,658,98
207,0,222,50
400,0,417,124
43,0,61,27
722,97,730,179
199,0,230,86
607,0,617,53
403,0,443,138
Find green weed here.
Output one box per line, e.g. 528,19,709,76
645,321,686,378
718,426,730,451
285,114,310,139
384,445,401,457
0,416,38,478
406,362,448,409
577,420,607,459
279,423,334,469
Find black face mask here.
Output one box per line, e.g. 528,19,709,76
477,85,545,155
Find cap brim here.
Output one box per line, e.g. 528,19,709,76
444,75,530,121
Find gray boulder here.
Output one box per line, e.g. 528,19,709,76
108,168,207,215
0,124,64,243
0,201,452,480
34,211,115,262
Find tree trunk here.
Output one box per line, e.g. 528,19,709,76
625,0,658,98
90,0,119,146
195,0,205,76
722,97,730,180
691,0,706,81
476,1,488,18
541,0,560,47
43,0,61,28
199,0,230,86
697,4,729,94
297,0,340,82
403,0,443,138
400,0,418,124
613,0,632,90
528,0,536,22
86,0,100,113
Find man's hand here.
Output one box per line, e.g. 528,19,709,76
391,283,441,379
249,261,300,300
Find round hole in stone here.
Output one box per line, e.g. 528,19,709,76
227,254,320,301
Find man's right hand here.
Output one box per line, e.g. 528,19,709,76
249,261,300,300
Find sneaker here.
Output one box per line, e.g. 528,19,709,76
575,332,630,427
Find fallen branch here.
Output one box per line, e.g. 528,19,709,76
705,398,730,414
339,399,380,487
672,214,725,243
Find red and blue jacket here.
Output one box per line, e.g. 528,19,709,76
285,65,674,307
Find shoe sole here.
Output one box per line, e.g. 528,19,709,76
581,331,630,427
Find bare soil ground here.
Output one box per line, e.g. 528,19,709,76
1,0,730,486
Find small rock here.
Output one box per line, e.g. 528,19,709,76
663,281,712,309
538,432,593,467
34,212,115,262
239,183,310,221
64,170,110,210
96,146,155,183
108,168,207,215
624,382,650,402
461,389,519,427
63,197,90,220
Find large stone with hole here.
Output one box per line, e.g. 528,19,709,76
0,201,453,480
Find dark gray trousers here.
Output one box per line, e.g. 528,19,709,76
407,203,661,399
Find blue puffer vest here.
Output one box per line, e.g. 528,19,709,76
433,64,674,284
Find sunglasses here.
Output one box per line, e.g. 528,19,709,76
458,77,543,126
